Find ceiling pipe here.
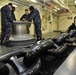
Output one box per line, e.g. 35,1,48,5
11,0,48,7
58,0,73,14
10,0,30,6
11,0,58,15
52,0,65,8
51,0,73,14
36,1,48,7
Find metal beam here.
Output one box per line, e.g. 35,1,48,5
11,0,30,6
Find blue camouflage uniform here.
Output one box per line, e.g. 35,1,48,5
20,14,29,21
1,5,13,42
28,8,42,40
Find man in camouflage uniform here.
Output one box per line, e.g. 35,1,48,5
20,9,29,21
28,6,42,41
1,3,13,45
20,9,30,33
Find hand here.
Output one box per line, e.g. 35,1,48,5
23,19,28,22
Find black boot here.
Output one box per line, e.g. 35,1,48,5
5,41,12,47
1,36,4,45
37,37,42,41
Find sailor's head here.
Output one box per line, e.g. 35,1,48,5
8,3,13,10
25,9,29,15
29,6,34,12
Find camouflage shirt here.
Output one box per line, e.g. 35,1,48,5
28,8,41,25
1,5,13,23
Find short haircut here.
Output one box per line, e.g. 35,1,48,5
29,6,34,10
8,3,13,7
25,9,28,11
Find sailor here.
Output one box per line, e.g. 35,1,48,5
20,9,30,33
28,6,42,41
1,3,13,45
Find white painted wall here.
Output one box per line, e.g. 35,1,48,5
59,13,76,31
46,11,58,33
52,13,58,31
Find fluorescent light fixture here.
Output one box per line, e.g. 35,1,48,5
54,9,57,12
57,8,60,10
74,0,76,4
13,4,17,7
30,0,37,3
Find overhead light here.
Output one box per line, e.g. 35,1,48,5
63,9,67,12
74,0,76,4
54,9,57,12
13,4,17,7
30,0,37,3
57,8,60,10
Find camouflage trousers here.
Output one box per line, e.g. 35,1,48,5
34,23,42,40
1,22,12,42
